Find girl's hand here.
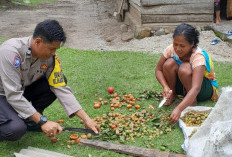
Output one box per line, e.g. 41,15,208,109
163,88,173,106
169,107,182,124
162,87,171,98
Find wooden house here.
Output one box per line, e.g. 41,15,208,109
118,0,215,38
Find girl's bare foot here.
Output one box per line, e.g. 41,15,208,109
216,18,220,25
215,11,220,25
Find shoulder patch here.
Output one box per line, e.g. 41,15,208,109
48,56,66,87
13,55,21,67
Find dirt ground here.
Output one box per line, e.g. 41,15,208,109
0,0,232,62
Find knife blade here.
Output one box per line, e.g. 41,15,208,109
158,98,167,108
62,127,97,135
159,90,172,108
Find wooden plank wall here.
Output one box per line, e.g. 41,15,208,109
140,0,214,6
129,0,214,24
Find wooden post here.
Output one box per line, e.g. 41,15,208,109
80,139,186,157
227,0,232,18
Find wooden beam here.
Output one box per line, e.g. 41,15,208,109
140,3,213,14
80,139,186,157
141,14,213,24
129,2,142,24
142,22,213,27
140,0,213,6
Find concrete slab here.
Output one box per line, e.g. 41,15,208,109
27,147,73,157
14,146,73,157
14,153,31,157
211,20,232,46
211,20,232,34
19,149,56,157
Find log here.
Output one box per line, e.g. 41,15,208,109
140,0,213,6
130,2,142,24
141,14,213,24
80,139,186,157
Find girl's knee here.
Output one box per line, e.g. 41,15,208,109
163,58,178,71
178,63,192,77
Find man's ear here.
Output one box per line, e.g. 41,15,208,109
35,37,43,45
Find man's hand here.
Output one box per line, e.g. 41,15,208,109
83,119,100,134
75,109,100,134
169,107,182,124
41,121,63,137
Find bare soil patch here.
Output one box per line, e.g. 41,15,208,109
0,0,231,62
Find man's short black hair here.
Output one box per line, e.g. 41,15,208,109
33,19,66,44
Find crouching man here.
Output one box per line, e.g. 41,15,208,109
0,19,100,141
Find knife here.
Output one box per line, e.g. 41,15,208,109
158,98,167,108
62,127,97,135
159,90,172,108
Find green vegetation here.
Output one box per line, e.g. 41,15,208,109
0,38,7,44
18,0,56,6
0,47,231,157
0,0,56,7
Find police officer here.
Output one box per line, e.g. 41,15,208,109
0,19,100,141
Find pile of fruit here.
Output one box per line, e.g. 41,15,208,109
94,109,173,143
91,88,174,143
93,93,141,111
51,88,174,150
180,109,211,127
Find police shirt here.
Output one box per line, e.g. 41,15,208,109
0,37,82,119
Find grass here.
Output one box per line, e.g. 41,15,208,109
0,0,56,9
8,0,56,6
0,38,7,44
0,46,232,157
21,0,56,6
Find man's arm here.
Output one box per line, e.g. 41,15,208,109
29,112,41,123
47,55,100,133
51,86,100,134
75,109,100,134
51,86,82,117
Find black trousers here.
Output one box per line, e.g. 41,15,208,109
0,77,57,141
23,77,57,114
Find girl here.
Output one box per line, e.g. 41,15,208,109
155,24,218,123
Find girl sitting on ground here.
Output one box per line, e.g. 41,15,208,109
155,23,219,124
